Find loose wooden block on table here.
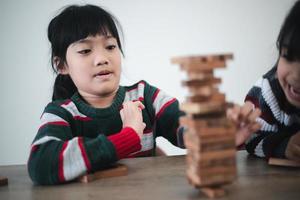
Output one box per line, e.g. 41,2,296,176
268,157,300,167
78,163,128,183
0,176,8,186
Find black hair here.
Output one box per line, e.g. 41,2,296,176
48,4,123,101
277,0,300,62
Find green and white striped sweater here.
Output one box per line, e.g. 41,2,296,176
28,80,184,185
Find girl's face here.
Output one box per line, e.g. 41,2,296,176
62,34,121,99
277,55,300,108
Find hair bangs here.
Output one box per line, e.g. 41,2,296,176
62,5,122,51
283,28,300,62
277,1,300,62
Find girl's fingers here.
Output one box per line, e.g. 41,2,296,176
227,104,241,122
240,101,255,121
133,101,145,110
248,122,262,133
248,108,262,123
121,101,145,111
235,127,251,146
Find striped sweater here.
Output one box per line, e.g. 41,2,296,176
28,80,184,185
245,66,300,158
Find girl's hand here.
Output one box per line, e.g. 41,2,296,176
285,131,300,161
120,101,146,139
227,101,262,147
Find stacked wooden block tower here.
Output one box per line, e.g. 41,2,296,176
171,54,236,198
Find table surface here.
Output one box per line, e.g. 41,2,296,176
0,151,299,200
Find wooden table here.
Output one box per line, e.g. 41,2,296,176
0,151,299,200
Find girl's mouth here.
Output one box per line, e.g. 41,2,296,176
287,84,300,102
94,70,113,80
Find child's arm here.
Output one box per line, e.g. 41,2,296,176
240,70,295,158
227,101,262,148
143,82,185,148
28,102,142,185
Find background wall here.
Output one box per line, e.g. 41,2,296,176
0,0,296,165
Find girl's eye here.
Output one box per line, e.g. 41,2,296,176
77,49,91,54
106,45,116,50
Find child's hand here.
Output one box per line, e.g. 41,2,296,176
285,131,300,161
120,101,146,138
227,101,262,147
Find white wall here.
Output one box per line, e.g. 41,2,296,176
0,0,296,165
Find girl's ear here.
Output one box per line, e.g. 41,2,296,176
53,56,69,75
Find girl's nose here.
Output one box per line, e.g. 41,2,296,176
94,51,109,66
95,59,108,66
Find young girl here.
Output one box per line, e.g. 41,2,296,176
28,4,261,185
236,0,300,161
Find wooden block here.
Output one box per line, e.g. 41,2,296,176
187,157,236,175
186,149,236,169
180,116,208,128
180,116,234,130
187,150,235,167
187,93,226,103
180,102,226,115
186,153,236,168
78,164,128,183
171,54,233,65
186,167,235,187
182,78,221,88
201,139,235,151
0,176,8,186
200,186,226,198
195,149,236,161
180,60,226,72
185,137,235,153
187,86,218,97
192,116,234,128
268,157,300,167
184,128,235,145
189,126,236,137
188,129,236,141
187,95,211,102
199,173,236,187
191,111,226,119
187,71,214,80
198,166,236,177
209,93,226,103
199,118,234,128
